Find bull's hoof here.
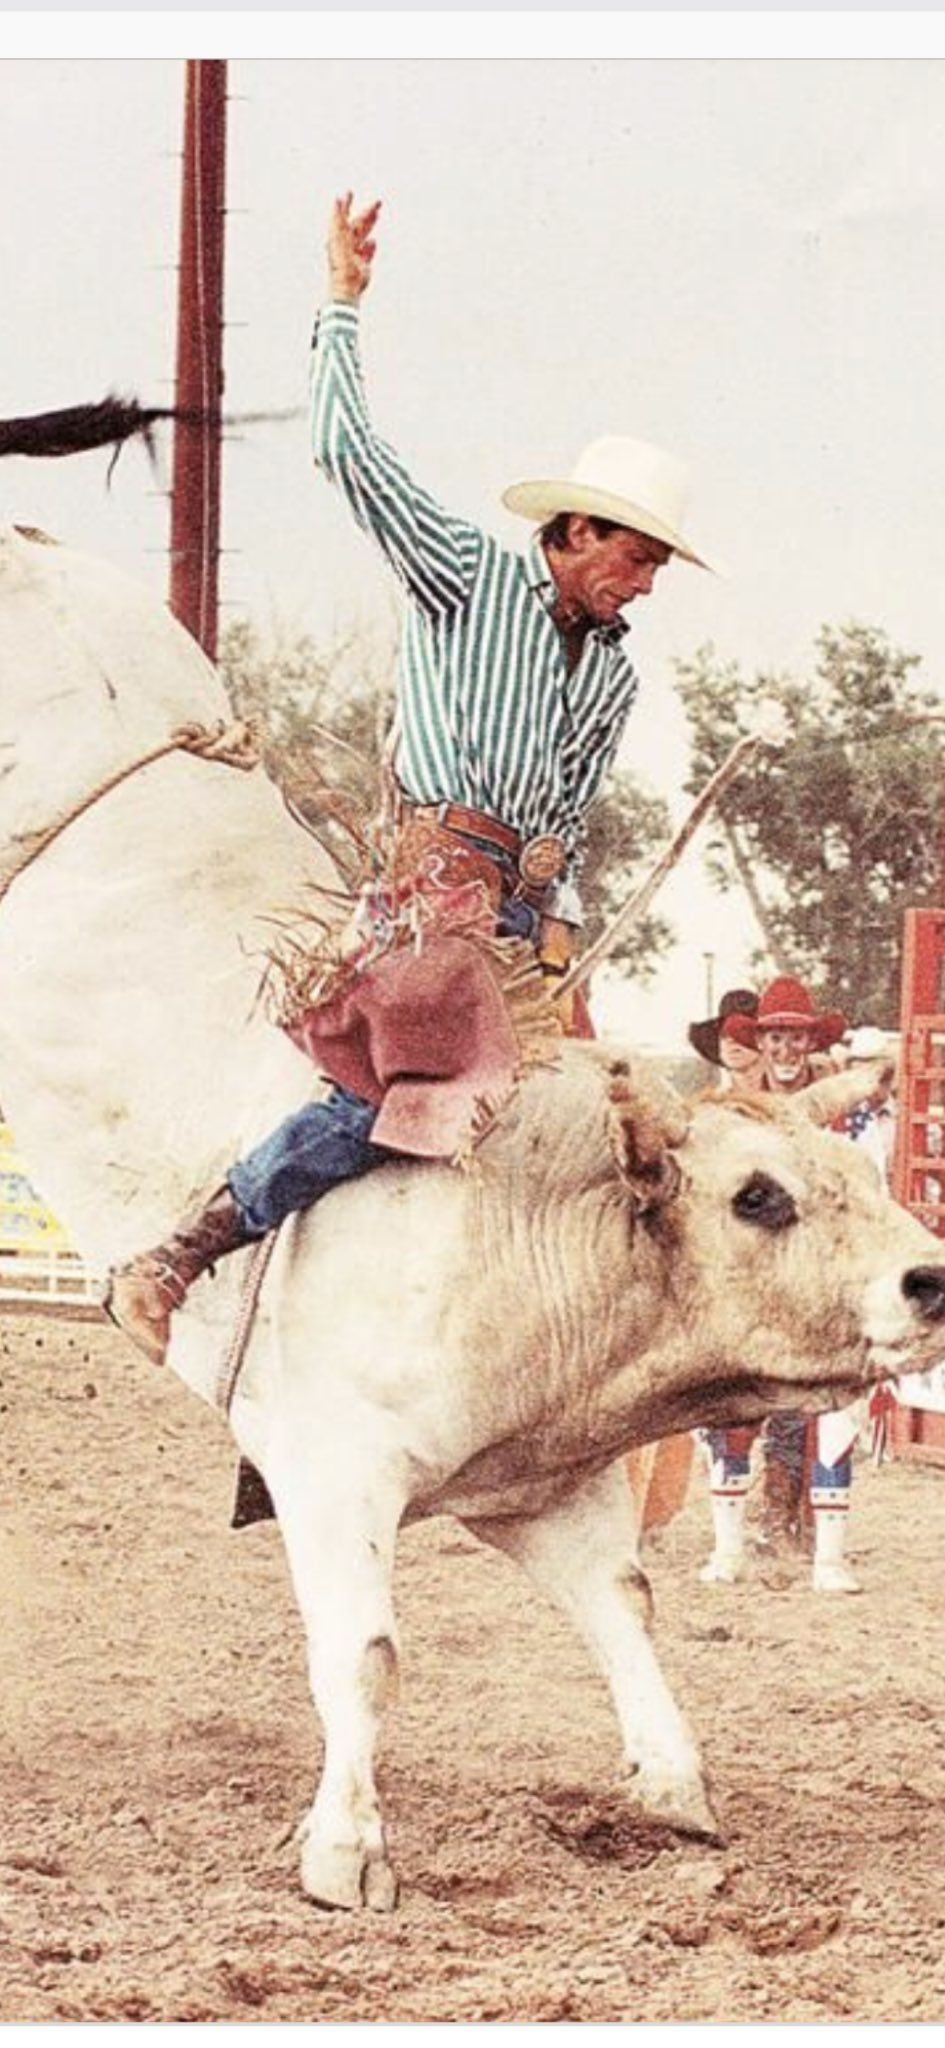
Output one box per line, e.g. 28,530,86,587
300,1836,399,1912
363,1849,400,1913
632,1772,725,1846
301,1839,364,1910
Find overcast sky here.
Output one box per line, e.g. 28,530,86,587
4,54,945,1043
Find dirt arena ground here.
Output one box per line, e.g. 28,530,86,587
2,1310,945,2024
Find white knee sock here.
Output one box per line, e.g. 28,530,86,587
701,1476,749,1583
811,1485,860,1593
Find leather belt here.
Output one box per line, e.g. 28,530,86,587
399,797,567,890
404,798,520,860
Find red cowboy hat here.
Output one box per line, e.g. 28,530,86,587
723,975,847,1053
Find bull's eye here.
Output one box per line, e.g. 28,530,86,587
732,1172,798,1232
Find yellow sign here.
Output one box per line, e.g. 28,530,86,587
0,1123,72,1254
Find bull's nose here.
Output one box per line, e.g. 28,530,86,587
902,1265,945,1324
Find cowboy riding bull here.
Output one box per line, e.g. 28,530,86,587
2,193,943,1910
1,518,944,1908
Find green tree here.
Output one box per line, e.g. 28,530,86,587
579,771,674,974
219,617,395,883
676,623,945,1025
219,619,674,977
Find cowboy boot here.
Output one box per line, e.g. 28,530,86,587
104,1184,253,1366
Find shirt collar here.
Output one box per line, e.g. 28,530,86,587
523,539,630,648
524,537,555,600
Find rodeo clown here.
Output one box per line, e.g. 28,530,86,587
107,192,714,1376
689,975,894,1596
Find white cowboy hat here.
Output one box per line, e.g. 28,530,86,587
502,434,712,571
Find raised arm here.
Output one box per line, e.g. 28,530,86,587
310,195,481,615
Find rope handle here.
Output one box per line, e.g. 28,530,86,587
1,718,261,901
171,718,261,771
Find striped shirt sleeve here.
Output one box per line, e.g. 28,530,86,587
309,302,481,616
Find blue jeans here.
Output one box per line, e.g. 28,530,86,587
228,878,542,1237
228,1084,396,1237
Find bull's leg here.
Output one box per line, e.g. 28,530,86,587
264,1428,407,1912
469,1461,719,1839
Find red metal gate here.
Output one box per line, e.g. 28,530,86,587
890,907,945,1464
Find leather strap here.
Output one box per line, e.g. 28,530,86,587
401,798,520,861
215,1230,280,1417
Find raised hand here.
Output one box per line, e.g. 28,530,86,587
327,193,382,304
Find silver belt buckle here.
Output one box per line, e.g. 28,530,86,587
519,833,567,887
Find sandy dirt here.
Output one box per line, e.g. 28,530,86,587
2,1309,945,2024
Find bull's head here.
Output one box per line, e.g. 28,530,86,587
603,1054,945,1422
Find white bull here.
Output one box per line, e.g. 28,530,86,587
1,526,943,1911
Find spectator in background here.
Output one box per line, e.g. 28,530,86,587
688,986,763,1097
833,1024,898,1185
693,977,892,1595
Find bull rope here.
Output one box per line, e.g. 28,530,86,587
214,1229,280,1416
0,717,261,903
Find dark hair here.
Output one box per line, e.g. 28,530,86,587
539,512,624,552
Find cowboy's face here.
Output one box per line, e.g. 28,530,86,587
758,1025,813,1094
719,1034,765,1092
565,518,672,623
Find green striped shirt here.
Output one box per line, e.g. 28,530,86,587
310,301,641,909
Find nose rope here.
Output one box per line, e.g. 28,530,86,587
0,718,261,903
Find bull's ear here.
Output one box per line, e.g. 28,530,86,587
607,1062,690,1213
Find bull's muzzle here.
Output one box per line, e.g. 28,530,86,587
864,1261,945,1374
902,1264,945,1324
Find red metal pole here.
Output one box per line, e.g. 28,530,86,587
169,60,227,660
